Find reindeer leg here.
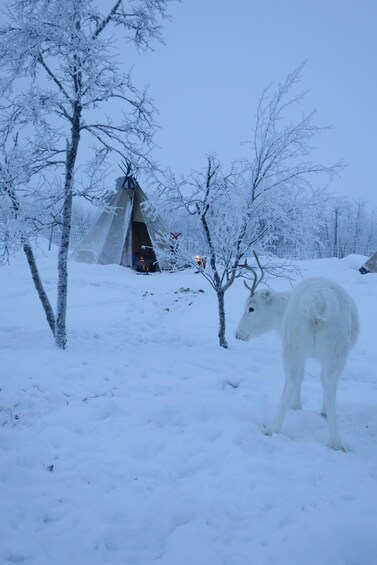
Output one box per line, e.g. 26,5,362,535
320,399,327,418
266,353,304,436
321,359,346,451
290,360,304,410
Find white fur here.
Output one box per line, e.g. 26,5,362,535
235,277,359,450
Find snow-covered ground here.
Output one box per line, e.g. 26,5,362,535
1,245,377,565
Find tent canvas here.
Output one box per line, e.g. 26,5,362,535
71,176,173,271
359,250,377,274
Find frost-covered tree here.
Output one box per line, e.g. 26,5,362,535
0,0,171,348
155,157,255,348
262,188,332,258
0,135,58,333
318,197,377,257
153,65,342,348
366,207,377,252
245,64,344,196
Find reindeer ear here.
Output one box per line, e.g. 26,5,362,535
261,290,272,304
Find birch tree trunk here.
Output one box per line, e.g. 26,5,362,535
55,106,81,349
217,290,228,349
23,243,56,336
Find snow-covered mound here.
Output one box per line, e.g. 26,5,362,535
1,249,377,565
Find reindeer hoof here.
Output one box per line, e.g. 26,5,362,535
328,440,347,452
263,425,273,437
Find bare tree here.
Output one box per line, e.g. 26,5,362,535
0,0,172,348
180,157,248,348
153,65,343,347
317,197,377,258
153,156,295,348
0,139,57,334
244,63,344,204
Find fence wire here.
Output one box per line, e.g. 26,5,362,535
43,226,375,261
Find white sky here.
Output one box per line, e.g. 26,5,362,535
131,0,377,205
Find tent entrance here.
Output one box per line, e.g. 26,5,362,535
131,221,159,272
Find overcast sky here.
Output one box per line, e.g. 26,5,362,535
1,1,376,206
131,0,377,205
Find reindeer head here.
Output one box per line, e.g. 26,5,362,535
235,252,277,341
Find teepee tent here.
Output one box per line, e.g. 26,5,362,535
359,250,377,274
72,176,173,271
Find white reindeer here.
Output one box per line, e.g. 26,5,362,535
235,258,359,450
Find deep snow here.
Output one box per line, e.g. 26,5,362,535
1,245,377,565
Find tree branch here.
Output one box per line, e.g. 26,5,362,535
37,54,73,104
93,0,123,39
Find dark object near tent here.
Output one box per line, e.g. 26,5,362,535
72,176,173,272
359,251,377,275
